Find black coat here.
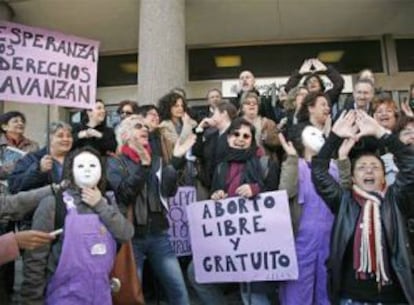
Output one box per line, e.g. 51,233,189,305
72,121,117,155
193,127,229,190
312,133,414,305
106,152,178,235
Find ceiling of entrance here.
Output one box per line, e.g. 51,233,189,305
5,0,414,53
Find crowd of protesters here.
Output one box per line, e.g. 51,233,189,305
0,58,414,305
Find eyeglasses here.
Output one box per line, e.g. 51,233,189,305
231,131,251,140
134,123,149,130
120,111,133,116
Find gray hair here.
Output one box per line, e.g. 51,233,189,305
44,121,72,143
115,114,143,147
49,121,72,135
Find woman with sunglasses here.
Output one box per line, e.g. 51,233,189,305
190,118,275,305
116,100,139,121
107,115,196,305
72,99,117,156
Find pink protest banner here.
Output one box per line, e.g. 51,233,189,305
0,21,99,109
187,190,298,283
167,186,196,256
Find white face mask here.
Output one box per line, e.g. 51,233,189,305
73,152,102,188
302,125,325,154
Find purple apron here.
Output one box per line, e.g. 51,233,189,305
280,159,338,305
46,195,116,305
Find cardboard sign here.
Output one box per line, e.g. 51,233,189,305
167,186,196,256
187,191,298,283
0,21,99,108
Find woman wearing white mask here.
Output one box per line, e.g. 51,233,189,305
20,147,133,305
278,123,351,305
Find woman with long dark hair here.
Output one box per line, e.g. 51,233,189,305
72,99,117,155
20,146,133,305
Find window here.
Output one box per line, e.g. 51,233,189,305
97,53,138,87
396,39,414,72
189,40,383,81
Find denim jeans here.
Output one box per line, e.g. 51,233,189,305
340,298,408,305
187,261,271,305
240,285,271,305
131,231,190,305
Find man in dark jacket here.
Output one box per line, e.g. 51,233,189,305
106,115,195,305
336,79,378,160
193,101,237,196
312,110,414,305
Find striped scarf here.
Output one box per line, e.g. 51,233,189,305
352,184,390,285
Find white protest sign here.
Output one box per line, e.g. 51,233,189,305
187,191,298,283
0,21,99,109
167,186,196,256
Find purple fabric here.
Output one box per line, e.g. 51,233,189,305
280,159,338,305
46,198,116,305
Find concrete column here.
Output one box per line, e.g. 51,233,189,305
138,0,186,105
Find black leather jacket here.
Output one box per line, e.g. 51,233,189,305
312,132,414,305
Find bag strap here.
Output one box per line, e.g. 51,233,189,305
52,190,67,246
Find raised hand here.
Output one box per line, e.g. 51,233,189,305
197,117,215,130
299,59,312,74
332,110,357,139
134,143,151,166
355,110,388,140
278,133,297,156
401,100,414,118
15,230,55,250
311,58,328,72
323,114,332,137
173,133,196,158
338,138,356,160
81,187,102,207
182,113,194,127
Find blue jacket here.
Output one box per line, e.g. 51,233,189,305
8,148,62,194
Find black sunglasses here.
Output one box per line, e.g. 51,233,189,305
120,111,133,116
231,131,251,140
134,123,149,130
